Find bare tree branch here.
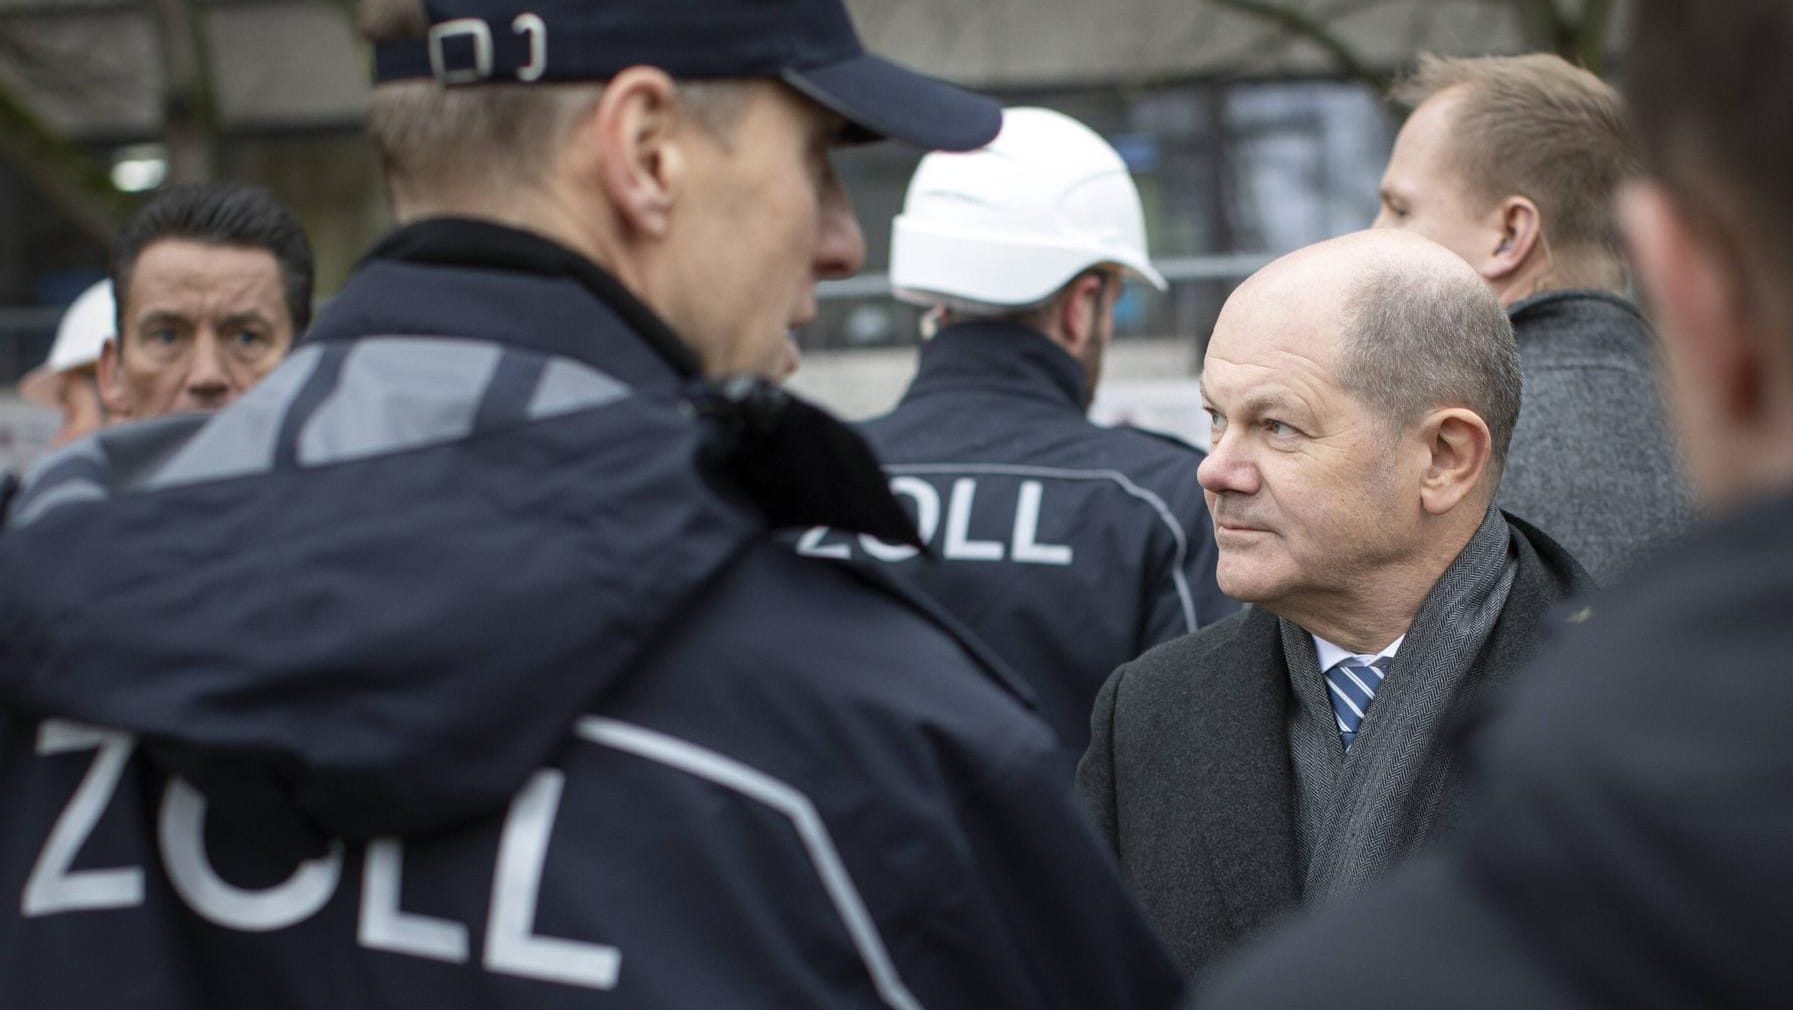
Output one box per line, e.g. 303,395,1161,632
1205,0,1395,92
0,23,135,106
1508,0,1570,53
147,0,220,184
1572,0,1618,74
1508,0,1613,67
1401,0,1438,56
0,78,127,245
1231,0,1409,92
1208,0,1621,90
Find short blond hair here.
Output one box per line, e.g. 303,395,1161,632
1391,53,1636,262
359,0,747,206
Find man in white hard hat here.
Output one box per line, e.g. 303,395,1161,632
18,280,114,447
801,107,1237,766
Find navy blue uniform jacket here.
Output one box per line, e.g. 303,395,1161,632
0,221,1184,1009
814,322,1235,756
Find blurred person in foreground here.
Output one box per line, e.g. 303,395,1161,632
18,280,114,447
0,0,1186,1007
1201,3,1793,1007
97,181,312,420
1375,53,1692,583
1078,229,1592,976
802,106,1236,764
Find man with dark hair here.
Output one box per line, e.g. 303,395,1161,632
1376,53,1691,583
1077,229,1591,977
1200,4,1793,1006
0,1,1184,1008
98,181,313,420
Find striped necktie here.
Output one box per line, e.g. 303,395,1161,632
1325,657,1387,751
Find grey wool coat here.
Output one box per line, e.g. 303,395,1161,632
1076,514,1592,977
1499,290,1694,584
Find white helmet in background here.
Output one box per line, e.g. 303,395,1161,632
890,106,1167,311
19,279,115,406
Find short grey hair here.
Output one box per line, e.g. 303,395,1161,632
1339,265,1521,476
934,267,1111,332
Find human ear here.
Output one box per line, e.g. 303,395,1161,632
1484,196,1541,282
95,338,132,418
1054,272,1108,352
1417,408,1492,516
588,66,685,239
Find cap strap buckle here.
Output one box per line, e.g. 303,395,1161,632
428,18,494,85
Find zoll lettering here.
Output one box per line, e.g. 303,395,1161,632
20,721,623,991
799,476,1073,566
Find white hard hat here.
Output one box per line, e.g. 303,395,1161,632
19,280,115,406
890,106,1167,310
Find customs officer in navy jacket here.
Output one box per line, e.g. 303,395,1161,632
0,3,1185,1008
804,109,1236,760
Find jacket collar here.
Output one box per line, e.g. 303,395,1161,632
900,320,1091,413
1506,288,1643,329
305,217,702,392
300,217,938,566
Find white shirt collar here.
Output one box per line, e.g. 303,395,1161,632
1312,632,1404,673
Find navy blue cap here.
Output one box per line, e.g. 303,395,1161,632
372,0,1002,152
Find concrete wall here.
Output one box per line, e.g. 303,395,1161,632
0,0,367,137
845,0,1535,88
0,0,1601,143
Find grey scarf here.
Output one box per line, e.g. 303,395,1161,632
1282,506,1518,903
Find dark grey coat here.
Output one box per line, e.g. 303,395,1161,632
1499,290,1693,584
1198,491,1793,1010
1076,515,1591,977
